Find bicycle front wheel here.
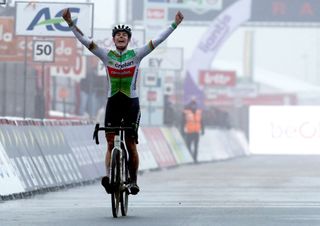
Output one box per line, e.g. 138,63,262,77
110,148,121,218
120,149,129,216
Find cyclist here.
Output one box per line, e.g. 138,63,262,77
62,8,184,195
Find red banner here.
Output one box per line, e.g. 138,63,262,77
0,17,78,65
199,70,236,87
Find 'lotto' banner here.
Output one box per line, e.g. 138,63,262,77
160,127,193,164
142,127,176,168
15,2,94,37
185,0,252,104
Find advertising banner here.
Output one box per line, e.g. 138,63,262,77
28,125,63,185
199,70,236,87
198,129,236,161
0,142,25,196
16,124,51,188
61,125,99,180
76,125,105,177
250,106,320,155
15,2,94,37
142,127,176,167
31,124,80,185
137,128,158,171
140,48,183,70
249,0,320,24
50,54,86,80
130,0,236,25
0,17,79,65
0,124,39,191
160,127,193,164
185,0,252,104
44,124,83,184
143,4,168,42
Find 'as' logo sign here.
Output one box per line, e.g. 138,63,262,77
27,7,80,31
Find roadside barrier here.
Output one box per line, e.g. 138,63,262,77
198,129,249,162
0,118,248,198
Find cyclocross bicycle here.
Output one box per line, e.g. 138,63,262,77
93,123,132,218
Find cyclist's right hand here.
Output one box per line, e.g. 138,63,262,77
62,8,72,25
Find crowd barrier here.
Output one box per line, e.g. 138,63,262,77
0,118,249,199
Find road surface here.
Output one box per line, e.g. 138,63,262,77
1,155,320,226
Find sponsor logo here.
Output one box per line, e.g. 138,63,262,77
27,7,80,31
147,8,165,19
198,15,231,53
0,24,12,42
107,66,136,78
199,70,236,87
114,61,134,69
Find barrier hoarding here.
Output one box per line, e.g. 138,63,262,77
61,125,99,180
42,123,83,184
15,2,94,37
138,128,158,171
75,124,105,177
16,122,55,188
0,124,39,191
142,127,176,167
160,127,193,164
0,142,25,196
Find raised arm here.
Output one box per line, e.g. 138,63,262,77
62,8,107,60
136,11,184,59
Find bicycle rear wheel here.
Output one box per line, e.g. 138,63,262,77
120,146,129,216
110,148,121,218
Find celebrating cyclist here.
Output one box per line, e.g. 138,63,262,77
62,8,184,195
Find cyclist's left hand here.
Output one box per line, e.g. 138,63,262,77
175,11,184,25
62,8,72,25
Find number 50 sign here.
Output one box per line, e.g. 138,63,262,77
33,40,55,62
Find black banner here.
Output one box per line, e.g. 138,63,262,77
249,0,320,24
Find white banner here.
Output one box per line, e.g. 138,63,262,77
141,47,183,70
187,0,252,87
15,2,94,37
137,129,158,171
83,29,145,56
0,142,25,196
250,106,320,155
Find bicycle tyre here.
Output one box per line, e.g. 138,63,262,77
111,148,121,218
120,144,129,216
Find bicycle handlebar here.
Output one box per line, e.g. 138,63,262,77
93,123,134,145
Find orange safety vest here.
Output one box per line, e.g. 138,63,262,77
184,109,202,133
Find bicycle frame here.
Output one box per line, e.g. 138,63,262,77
111,128,128,191
93,123,132,218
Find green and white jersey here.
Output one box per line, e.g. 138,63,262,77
71,23,177,98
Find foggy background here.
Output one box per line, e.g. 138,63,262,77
1,0,320,150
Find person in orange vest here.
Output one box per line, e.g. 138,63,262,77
181,97,204,162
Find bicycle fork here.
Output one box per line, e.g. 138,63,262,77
114,134,127,191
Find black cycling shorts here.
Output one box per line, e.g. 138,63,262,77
104,92,141,143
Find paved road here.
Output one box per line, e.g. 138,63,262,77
1,155,320,226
